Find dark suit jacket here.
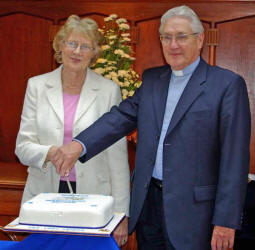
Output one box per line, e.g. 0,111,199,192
235,180,255,240
76,58,251,250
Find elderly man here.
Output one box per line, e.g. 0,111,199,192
52,5,250,250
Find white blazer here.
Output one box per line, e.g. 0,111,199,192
15,66,130,215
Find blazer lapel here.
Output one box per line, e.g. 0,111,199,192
46,66,64,123
165,59,208,137
74,68,98,124
153,65,171,131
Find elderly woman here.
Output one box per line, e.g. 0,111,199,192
15,15,130,246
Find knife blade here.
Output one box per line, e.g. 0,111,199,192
66,176,74,198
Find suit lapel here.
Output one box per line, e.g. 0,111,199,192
74,68,98,124
165,59,208,137
46,66,64,123
153,65,171,131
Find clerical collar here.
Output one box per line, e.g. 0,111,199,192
172,57,200,77
172,70,183,76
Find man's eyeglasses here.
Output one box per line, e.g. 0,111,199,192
160,33,199,45
64,41,94,52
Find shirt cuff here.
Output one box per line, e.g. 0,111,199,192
248,174,255,181
72,139,87,157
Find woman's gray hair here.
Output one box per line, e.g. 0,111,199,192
159,5,204,34
53,15,103,64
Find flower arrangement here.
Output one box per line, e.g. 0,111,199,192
91,14,142,100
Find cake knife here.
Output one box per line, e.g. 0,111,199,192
66,176,74,198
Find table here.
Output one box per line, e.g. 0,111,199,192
0,233,120,250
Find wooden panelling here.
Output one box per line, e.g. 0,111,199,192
0,189,23,215
216,17,255,169
0,14,52,162
0,162,27,240
136,18,165,76
0,163,26,216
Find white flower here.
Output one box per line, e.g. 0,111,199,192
108,61,117,64
106,66,117,71
91,14,142,100
104,14,118,21
104,17,112,22
109,35,117,40
93,68,105,74
114,49,124,55
123,81,130,87
118,81,125,87
109,14,118,19
110,71,118,77
98,28,104,34
119,23,130,30
122,89,129,97
130,70,136,75
118,70,128,77
123,37,131,42
135,81,142,88
96,58,107,63
101,45,110,50
128,90,135,96
122,53,130,59
112,76,120,84
121,33,130,37
116,18,127,24
104,74,112,79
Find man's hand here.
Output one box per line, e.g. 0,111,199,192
211,225,235,250
52,141,83,176
113,217,128,247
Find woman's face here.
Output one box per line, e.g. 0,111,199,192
61,31,95,72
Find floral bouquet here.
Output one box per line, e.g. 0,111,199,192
91,14,142,100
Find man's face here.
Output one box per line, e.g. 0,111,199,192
161,17,204,70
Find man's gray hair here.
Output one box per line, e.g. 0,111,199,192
159,5,204,34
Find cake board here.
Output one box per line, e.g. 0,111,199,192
4,212,125,237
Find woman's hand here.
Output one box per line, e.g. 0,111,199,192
113,216,128,247
46,146,58,162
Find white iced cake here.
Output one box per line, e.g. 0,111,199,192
19,193,114,228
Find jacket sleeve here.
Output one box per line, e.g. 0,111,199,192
76,80,142,163
212,74,251,229
15,78,51,169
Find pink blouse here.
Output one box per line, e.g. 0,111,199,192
60,92,80,182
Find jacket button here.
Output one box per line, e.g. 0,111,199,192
144,182,148,189
42,163,48,171
156,135,160,140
